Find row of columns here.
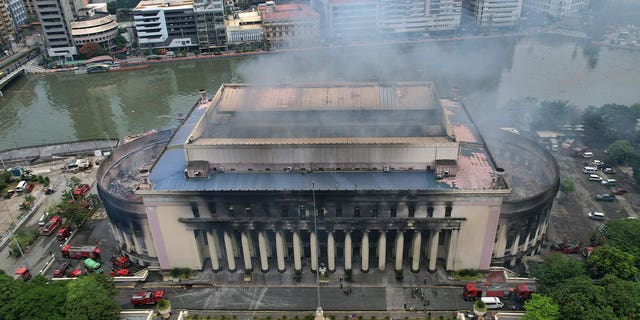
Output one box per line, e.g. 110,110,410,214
206,228,460,273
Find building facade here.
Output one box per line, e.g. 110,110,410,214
0,0,14,50
260,2,319,49
133,0,198,51
98,82,559,276
194,0,226,52
522,0,587,18
35,0,78,57
311,0,379,42
463,0,523,28
70,7,118,48
225,10,262,46
379,0,462,35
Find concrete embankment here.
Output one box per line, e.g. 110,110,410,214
0,139,119,166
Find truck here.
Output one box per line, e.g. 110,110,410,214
61,244,101,260
53,262,83,278
131,290,166,306
514,284,537,301
39,215,62,236
57,227,72,241
73,184,90,198
14,266,32,282
110,255,132,268
83,258,103,273
463,282,511,301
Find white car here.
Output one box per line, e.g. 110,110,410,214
588,212,605,220
588,174,603,181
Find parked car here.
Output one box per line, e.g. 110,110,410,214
612,187,628,195
550,242,581,254
44,187,56,195
601,179,617,186
595,193,616,202
588,211,605,221
588,174,603,181
602,167,616,174
24,184,34,193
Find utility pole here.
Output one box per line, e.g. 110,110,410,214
2,200,31,271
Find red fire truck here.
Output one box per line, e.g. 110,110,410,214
39,215,62,236
131,290,166,306
61,244,101,259
464,282,536,301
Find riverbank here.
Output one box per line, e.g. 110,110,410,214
26,28,556,75
0,139,119,165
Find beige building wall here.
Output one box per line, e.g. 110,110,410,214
148,204,203,269
452,200,502,270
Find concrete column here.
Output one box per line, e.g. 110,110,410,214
258,231,269,272
378,231,387,271
494,222,508,259
275,231,285,272
293,231,302,271
411,231,422,272
224,230,236,271
395,230,404,271
344,231,352,271
510,233,521,267
327,231,336,272
310,231,318,271
241,231,252,271
446,229,459,270
428,230,439,271
361,231,370,272
206,230,220,271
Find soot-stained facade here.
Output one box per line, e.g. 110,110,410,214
97,82,559,275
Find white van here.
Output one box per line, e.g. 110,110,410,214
583,166,598,174
481,297,504,309
583,152,594,158
588,212,605,220
15,180,27,192
601,179,617,186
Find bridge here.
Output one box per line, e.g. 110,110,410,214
0,66,26,95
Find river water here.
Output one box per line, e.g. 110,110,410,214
1,34,639,151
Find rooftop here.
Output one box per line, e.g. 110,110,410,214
261,3,319,21
134,0,194,10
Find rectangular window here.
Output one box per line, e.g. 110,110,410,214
427,204,434,218
207,202,216,215
336,206,342,218
190,202,200,218
354,207,360,217
445,203,452,217
408,203,415,218
281,206,288,218
228,205,235,217
391,207,397,218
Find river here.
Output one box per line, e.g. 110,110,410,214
1,34,639,151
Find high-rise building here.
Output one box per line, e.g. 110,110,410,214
97,82,559,275
260,2,319,48
194,0,226,52
35,0,79,57
463,0,523,29
133,0,198,51
523,0,587,18
225,10,263,47
379,0,462,35
311,0,379,42
0,0,14,50
70,5,118,49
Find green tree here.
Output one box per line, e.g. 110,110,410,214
0,275,68,320
530,253,585,291
601,275,640,319
63,274,120,320
602,218,640,263
0,271,25,306
586,245,638,280
113,34,127,50
107,1,117,14
78,42,106,59
607,140,638,165
57,201,90,226
559,177,575,193
533,100,579,131
523,293,560,320
68,177,81,189
551,276,615,320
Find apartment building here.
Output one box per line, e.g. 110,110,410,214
225,10,263,46
379,0,462,36
35,0,80,57
194,0,226,52
463,0,523,28
523,0,587,18
133,0,197,51
70,5,118,48
260,2,319,49
311,0,379,42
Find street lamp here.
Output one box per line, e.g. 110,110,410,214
2,199,31,271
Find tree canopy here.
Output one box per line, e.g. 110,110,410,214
607,140,637,165
602,218,640,263
585,245,638,280
523,293,560,320
550,276,616,320
530,253,585,291
0,273,120,320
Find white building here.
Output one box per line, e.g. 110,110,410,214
35,0,80,57
463,0,523,28
71,6,118,48
311,0,379,41
523,0,587,18
133,0,197,51
379,0,462,35
225,10,262,46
